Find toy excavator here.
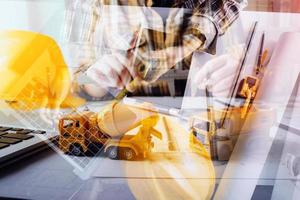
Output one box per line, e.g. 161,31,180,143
58,101,163,160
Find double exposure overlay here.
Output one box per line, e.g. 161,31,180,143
0,0,300,199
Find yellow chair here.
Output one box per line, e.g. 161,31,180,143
0,30,84,110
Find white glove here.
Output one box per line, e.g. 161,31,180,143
193,53,240,98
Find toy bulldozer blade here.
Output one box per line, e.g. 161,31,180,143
0,30,84,110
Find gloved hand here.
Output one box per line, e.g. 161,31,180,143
193,47,242,98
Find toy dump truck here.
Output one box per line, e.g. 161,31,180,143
58,101,162,160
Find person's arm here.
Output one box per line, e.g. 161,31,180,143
189,0,248,98
86,1,247,93
184,0,248,53
172,0,248,55
136,0,247,83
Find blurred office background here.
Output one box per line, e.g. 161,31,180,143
247,0,300,12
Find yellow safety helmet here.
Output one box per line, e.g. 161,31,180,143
0,30,84,110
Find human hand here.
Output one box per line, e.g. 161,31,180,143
86,52,137,90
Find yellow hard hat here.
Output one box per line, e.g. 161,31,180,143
0,30,84,110
97,101,160,137
98,101,138,137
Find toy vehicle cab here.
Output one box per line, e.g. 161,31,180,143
58,111,109,156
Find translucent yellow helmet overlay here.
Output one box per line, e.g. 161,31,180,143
0,30,84,110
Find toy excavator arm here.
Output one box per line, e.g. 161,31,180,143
128,120,143,131
150,128,163,140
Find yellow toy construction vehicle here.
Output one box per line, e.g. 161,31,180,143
189,107,235,161
189,75,274,161
189,105,275,161
58,101,162,160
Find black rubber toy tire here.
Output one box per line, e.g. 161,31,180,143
107,147,119,160
123,148,135,161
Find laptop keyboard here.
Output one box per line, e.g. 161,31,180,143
0,126,46,149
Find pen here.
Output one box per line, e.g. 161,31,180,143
115,25,144,101
73,25,144,100
123,97,188,120
255,32,268,75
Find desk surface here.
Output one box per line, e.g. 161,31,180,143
0,148,137,200
1,10,300,200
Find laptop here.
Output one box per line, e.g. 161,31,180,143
0,106,57,168
0,30,86,169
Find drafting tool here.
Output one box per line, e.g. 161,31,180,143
220,21,258,127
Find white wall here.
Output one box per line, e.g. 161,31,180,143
0,0,65,41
